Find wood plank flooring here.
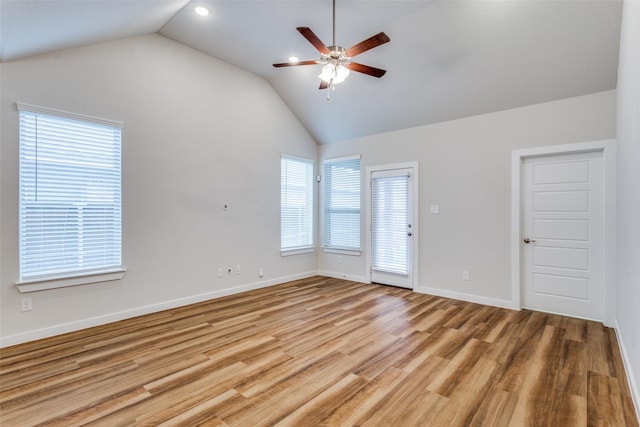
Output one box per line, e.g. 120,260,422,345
1,276,637,426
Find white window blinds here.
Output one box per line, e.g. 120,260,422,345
323,156,361,251
18,105,122,280
281,156,314,251
371,173,409,274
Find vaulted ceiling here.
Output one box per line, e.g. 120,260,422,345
0,0,623,144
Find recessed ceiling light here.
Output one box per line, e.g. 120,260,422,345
195,6,210,17
288,56,300,63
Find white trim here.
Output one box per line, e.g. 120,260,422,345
603,142,617,327
512,139,609,159
280,153,315,164
280,247,315,257
16,269,125,293
317,270,369,284
415,286,520,311
365,161,419,289
1,271,318,348
510,139,615,319
322,248,361,256
613,322,640,421
16,102,123,128
323,154,361,164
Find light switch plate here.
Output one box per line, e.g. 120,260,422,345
21,297,32,312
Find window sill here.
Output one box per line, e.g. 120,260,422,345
323,247,362,256
280,247,315,257
16,269,126,293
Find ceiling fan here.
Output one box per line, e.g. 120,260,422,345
273,0,390,99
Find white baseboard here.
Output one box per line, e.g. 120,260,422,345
612,322,640,422
317,273,519,311
0,271,318,348
317,270,369,284
415,286,520,311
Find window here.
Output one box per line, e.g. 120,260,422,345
323,156,361,252
18,103,122,283
281,155,314,253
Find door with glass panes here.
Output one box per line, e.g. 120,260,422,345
370,167,414,289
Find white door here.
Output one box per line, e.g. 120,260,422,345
522,151,604,320
370,168,414,289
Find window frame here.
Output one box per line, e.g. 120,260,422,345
280,154,315,256
322,155,362,255
16,103,125,293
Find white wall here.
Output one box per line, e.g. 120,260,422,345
616,0,640,415
0,30,625,361
319,90,616,307
0,34,318,346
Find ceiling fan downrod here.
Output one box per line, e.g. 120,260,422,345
332,0,336,46
323,0,340,101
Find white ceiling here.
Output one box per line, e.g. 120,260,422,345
0,0,623,144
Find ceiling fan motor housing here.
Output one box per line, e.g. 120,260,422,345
321,46,350,65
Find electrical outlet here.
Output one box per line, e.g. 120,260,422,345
463,271,470,281
235,265,241,275
21,297,32,312
259,268,264,278
217,267,223,278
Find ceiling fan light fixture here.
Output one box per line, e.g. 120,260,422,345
288,56,300,63
194,6,210,16
319,64,336,83
319,62,350,84
333,64,350,84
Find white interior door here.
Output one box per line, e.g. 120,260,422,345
522,151,604,320
370,168,414,289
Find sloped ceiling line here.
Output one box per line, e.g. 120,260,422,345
0,0,623,144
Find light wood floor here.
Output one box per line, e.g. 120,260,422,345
1,276,637,426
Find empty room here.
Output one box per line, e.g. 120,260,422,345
1,0,638,425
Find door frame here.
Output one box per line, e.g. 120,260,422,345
365,162,419,289
511,139,616,325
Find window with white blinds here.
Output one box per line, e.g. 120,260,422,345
371,173,409,274
18,104,122,281
323,156,361,251
281,155,314,252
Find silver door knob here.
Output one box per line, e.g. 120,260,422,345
523,238,536,244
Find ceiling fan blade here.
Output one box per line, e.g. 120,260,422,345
297,27,330,55
319,81,329,90
346,32,390,58
273,60,318,67
348,62,387,78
